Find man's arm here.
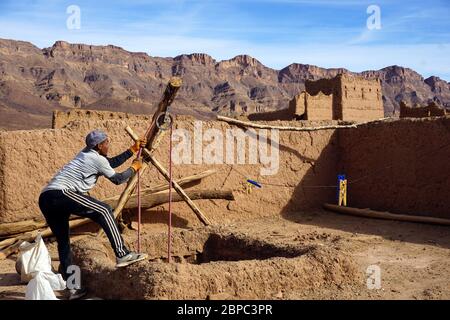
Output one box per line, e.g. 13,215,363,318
96,156,142,186
96,155,132,185
107,150,133,168
107,138,147,168
108,168,134,185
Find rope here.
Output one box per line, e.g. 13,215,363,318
228,140,450,190
168,125,173,263
136,154,142,253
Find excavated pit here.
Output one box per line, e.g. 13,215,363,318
71,226,360,299
146,232,309,265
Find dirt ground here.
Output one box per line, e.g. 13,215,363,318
1,209,448,300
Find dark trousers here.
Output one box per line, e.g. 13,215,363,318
39,189,129,279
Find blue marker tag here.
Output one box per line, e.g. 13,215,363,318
247,179,262,188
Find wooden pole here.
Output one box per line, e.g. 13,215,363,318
0,240,22,260
109,162,149,220
121,189,234,210
0,220,48,238
216,115,390,131
0,218,94,248
323,203,450,226
126,126,212,225
145,77,182,152
0,218,97,259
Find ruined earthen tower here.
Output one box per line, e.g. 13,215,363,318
290,74,384,121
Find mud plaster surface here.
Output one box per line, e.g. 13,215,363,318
0,115,339,223
70,210,450,300
71,225,358,300
1,115,449,300
2,210,449,300
1,116,449,224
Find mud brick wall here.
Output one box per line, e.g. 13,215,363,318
340,75,384,122
304,74,384,122
400,101,447,118
305,77,335,96
52,109,152,129
248,102,296,121
306,92,333,120
338,116,450,218
2,114,448,224
0,116,339,224
292,92,306,118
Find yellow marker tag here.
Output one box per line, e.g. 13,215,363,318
338,179,347,206
245,183,253,195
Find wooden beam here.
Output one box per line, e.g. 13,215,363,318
126,126,212,225
0,218,93,249
0,240,22,260
145,77,182,152
323,203,450,226
0,218,97,259
0,220,47,238
217,115,390,131
122,189,234,209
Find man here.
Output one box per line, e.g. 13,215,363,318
39,129,148,299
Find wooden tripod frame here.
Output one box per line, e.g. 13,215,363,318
98,77,211,239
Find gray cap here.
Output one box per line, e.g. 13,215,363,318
85,130,107,149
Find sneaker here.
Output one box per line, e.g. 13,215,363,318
116,252,148,268
67,287,88,300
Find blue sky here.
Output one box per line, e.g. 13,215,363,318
0,0,449,80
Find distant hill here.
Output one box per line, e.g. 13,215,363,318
0,38,449,130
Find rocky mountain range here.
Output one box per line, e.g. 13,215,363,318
0,38,449,130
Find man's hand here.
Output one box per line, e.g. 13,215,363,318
130,138,148,154
131,159,143,172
